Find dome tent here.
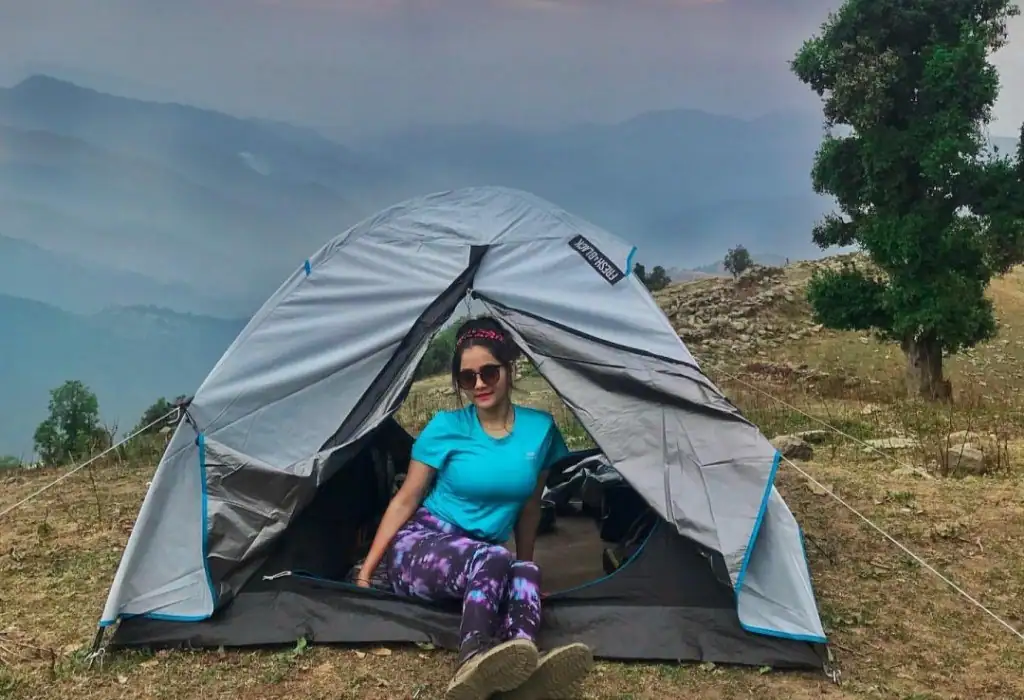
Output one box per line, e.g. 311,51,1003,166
94,186,829,670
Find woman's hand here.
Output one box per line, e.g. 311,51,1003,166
354,460,436,587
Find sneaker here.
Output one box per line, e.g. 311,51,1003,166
493,642,594,700
445,638,540,700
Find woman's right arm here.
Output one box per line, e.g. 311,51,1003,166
355,460,436,586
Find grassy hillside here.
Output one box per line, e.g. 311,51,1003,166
2,257,1024,698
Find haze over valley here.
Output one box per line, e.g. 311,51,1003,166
0,73,1018,457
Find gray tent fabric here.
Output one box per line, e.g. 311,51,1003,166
479,300,824,642
97,185,826,651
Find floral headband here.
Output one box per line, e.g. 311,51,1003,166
456,328,505,347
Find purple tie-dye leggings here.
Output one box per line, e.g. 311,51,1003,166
384,506,542,656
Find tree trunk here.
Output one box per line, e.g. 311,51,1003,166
901,333,952,401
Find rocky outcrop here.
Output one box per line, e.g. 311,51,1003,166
653,255,1024,392
653,257,864,365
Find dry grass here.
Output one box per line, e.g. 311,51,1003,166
775,265,1024,406
3,265,1024,699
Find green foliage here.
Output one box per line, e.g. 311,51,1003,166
134,395,186,434
0,455,22,471
647,266,671,291
791,0,1024,395
633,262,671,291
723,245,753,278
805,263,893,333
415,324,460,380
33,380,105,465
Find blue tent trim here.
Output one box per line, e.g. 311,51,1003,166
732,450,828,644
97,434,217,627
734,449,781,593
625,246,637,277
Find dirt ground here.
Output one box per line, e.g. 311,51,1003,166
3,436,1023,700
3,264,1024,699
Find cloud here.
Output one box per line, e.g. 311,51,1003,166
248,0,723,10
2,0,1021,135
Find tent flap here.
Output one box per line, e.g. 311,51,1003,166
99,423,215,625
736,488,827,642
203,436,322,604
481,299,826,644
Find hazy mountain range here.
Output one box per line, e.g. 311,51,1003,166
0,75,842,310
1,74,1016,457
0,295,245,459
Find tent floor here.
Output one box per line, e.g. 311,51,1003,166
505,515,607,593
110,515,828,671
107,426,825,670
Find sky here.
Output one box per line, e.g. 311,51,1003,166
2,0,1024,138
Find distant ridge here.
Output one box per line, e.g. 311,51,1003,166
0,293,246,457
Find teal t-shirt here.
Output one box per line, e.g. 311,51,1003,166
413,403,570,543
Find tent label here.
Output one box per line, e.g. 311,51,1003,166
568,235,625,285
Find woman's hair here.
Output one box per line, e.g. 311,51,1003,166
449,316,521,399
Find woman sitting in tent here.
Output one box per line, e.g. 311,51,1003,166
355,316,593,700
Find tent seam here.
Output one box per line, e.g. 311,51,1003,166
475,292,708,376
197,241,478,453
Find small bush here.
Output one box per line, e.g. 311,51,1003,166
0,454,23,471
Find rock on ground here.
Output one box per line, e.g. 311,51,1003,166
932,430,1009,477
770,434,814,461
862,437,919,452
794,430,830,444
941,444,988,477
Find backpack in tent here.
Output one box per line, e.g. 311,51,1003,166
92,186,831,672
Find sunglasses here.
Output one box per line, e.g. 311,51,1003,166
456,363,503,391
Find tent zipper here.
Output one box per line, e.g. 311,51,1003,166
262,570,293,581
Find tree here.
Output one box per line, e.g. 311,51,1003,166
646,266,672,291
134,396,187,435
33,380,105,465
415,323,461,380
723,245,753,278
791,0,1024,400
633,262,671,291
633,262,647,284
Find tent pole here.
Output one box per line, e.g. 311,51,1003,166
85,626,108,670
89,626,105,653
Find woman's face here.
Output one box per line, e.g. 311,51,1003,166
457,345,510,411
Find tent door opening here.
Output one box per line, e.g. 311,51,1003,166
246,416,675,601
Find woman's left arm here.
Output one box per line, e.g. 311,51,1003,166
514,469,549,562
